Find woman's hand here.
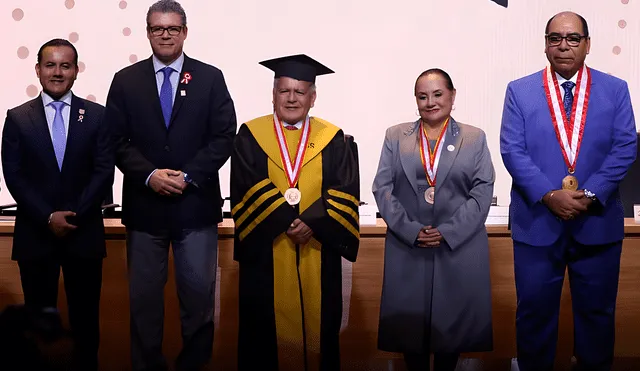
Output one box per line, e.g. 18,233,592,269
416,225,442,247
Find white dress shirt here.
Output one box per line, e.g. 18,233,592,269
146,53,187,186
556,71,578,101
152,53,184,105
41,90,72,139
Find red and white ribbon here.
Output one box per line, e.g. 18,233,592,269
181,72,192,84
543,65,591,172
418,118,449,186
273,113,310,188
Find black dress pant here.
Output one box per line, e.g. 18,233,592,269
18,254,103,371
403,352,460,371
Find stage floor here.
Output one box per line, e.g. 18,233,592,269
1,219,640,370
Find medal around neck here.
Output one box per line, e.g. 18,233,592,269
418,119,448,205
424,187,435,204
273,113,310,206
284,188,301,205
543,65,591,193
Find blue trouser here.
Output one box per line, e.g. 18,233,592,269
513,234,621,371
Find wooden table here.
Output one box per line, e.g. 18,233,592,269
1,218,640,370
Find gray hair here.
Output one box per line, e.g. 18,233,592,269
146,0,187,26
273,78,316,92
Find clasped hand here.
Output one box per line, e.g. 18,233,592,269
286,218,313,245
543,189,591,220
416,225,442,248
49,211,77,238
149,169,188,196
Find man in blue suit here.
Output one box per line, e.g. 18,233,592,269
500,11,637,371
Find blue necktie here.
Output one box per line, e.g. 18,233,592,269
159,67,174,128
49,101,67,170
562,81,575,121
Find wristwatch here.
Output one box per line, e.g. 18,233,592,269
583,189,597,201
183,172,200,188
183,172,193,184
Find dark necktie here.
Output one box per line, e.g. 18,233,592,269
562,80,575,121
159,67,174,127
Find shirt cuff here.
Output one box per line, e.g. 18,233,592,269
145,169,158,186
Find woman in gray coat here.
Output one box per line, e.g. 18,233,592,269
372,69,495,371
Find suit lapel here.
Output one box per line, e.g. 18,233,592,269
62,95,85,173
169,55,193,126
434,118,463,188
141,57,166,129
28,97,59,172
399,120,420,195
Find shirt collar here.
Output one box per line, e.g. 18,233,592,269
152,53,185,74
286,120,303,129
284,115,310,129
41,90,73,107
555,71,578,87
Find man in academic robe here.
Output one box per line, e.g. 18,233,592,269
230,54,360,371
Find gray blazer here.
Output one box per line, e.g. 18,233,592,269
372,118,495,353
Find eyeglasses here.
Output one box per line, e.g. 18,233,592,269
148,26,183,37
546,33,587,47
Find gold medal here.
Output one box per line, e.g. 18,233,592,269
562,175,578,191
424,187,435,204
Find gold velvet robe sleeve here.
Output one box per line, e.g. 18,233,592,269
298,130,360,262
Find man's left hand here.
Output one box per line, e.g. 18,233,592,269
169,171,189,191
287,218,313,245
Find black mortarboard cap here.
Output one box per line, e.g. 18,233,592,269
259,54,334,83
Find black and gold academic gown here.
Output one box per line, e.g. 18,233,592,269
231,115,360,371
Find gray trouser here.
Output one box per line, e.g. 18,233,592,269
126,226,218,371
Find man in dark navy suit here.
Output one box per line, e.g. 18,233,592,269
105,1,237,370
1,38,114,371
501,11,637,371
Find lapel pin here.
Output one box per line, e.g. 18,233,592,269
447,144,455,152
180,90,186,97
78,115,84,122
181,72,192,84
79,109,85,115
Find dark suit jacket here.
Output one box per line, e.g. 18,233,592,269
620,133,640,217
1,95,114,261
105,55,237,233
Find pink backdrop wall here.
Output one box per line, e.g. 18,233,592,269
2,0,639,209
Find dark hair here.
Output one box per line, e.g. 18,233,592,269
147,0,187,26
414,68,455,95
545,12,589,37
37,39,78,66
